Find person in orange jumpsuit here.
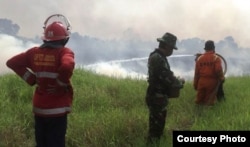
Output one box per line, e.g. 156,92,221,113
193,40,224,105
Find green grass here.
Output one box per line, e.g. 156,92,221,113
0,69,250,147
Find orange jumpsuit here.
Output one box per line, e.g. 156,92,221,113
193,51,224,105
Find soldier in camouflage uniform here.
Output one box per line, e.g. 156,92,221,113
145,32,185,145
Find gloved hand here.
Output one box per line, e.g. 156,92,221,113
172,76,185,89
179,77,185,85
46,79,68,94
194,85,197,91
177,76,185,85
195,53,202,61
221,77,225,83
47,84,59,94
24,70,36,86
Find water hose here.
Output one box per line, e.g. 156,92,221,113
215,53,227,75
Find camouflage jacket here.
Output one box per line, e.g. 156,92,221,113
147,49,182,95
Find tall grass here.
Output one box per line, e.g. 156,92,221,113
0,69,250,147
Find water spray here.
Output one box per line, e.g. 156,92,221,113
81,53,227,80
83,54,195,68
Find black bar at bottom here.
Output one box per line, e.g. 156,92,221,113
173,130,250,147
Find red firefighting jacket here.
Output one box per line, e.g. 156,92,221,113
6,46,75,117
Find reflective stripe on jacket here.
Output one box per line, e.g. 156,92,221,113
33,106,71,115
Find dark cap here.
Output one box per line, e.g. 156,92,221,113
157,32,178,49
204,40,215,50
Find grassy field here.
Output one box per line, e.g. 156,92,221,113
0,69,250,147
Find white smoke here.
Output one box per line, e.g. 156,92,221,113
1,32,250,81
2,0,250,47
82,62,147,80
0,33,148,79
0,34,38,74
82,55,195,80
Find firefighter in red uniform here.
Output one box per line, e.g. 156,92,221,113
6,15,75,147
193,40,224,105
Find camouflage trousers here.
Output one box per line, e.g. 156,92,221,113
146,92,168,144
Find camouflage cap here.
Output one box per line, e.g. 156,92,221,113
157,32,178,49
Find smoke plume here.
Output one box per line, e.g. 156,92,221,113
1,18,250,80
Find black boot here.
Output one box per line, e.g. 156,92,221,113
217,82,225,102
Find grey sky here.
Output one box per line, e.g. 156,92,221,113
1,0,250,47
